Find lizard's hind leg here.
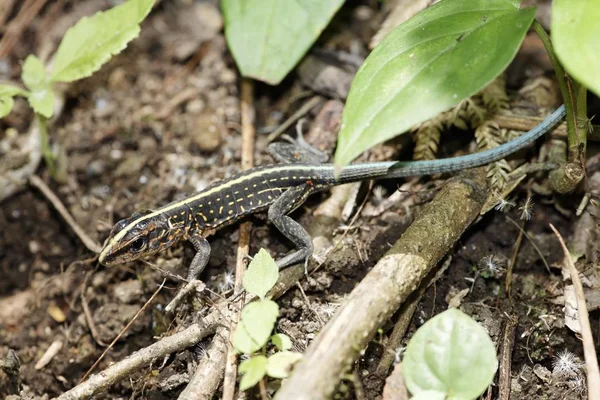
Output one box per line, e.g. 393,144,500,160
268,120,329,164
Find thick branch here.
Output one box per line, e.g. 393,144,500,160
275,168,489,399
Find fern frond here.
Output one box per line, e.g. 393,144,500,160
413,115,444,160
481,75,509,113
475,121,503,151
487,159,512,192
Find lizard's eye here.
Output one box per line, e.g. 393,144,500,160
130,238,146,252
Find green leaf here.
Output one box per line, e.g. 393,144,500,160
243,248,279,299
0,84,27,97
552,0,600,97
239,355,267,391
0,84,27,118
403,309,498,399
266,351,303,379
232,300,279,354
410,390,448,400
21,55,55,117
50,0,154,83
22,55,47,90
0,96,14,118
27,87,55,118
270,333,293,351
222,0,344,85
334,0,536,167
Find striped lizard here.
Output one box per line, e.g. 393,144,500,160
99,105,565,280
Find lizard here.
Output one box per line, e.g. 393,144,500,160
99,105,566,280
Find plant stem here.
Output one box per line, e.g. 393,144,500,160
576,84,588,156
532,20,579,161
37,113,56,177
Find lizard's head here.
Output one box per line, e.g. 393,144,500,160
99,210,179,266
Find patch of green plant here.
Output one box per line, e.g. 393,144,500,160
232,249,303,391
402,308,498,400
0,0,154,176
222,0,344,85
334,0,536,167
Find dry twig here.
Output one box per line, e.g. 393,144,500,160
222,78,256,400
178,327,229,400
265,96,323,143
549,224,600,399
29,175,102,254
497,315,518,400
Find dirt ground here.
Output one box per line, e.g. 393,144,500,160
0,1,598,399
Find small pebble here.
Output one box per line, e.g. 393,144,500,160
113,279,143,304
186,99,205,114
192,114,222,152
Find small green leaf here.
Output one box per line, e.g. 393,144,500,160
270,333,293,351
50,0,154,83
0,96,14,118
334,0,535,167
239,355,268,391
409,390,448,400
21,55,54,117
0,84,26,118
403,309,498,399
232,300,279,354
28,87,54,118
22,55,47,90
222,0,344,85
243,248,279,299
0,84,27,97
266,351,303,379
552,0,600,97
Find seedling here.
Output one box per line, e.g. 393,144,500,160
232,249,303,391
0,0,154,177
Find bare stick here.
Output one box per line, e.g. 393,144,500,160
549,224,600,399
275,169,489,399
29,175,102,254
57,311,222,400
81,271,108,347
266,96,323,143
178,327,229,400
498,315,518,400
221,78,256,400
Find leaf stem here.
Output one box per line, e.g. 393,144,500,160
532,20,579,161
37,113,56,177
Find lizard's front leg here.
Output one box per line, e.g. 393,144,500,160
268,184,315,269
187,234,211,281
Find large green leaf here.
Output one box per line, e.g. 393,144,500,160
232,300,279,354
403,309,498,399
552,0,600,97
334,0,535,167
222,0,344,85
50,0,153,83
243,248,279,300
